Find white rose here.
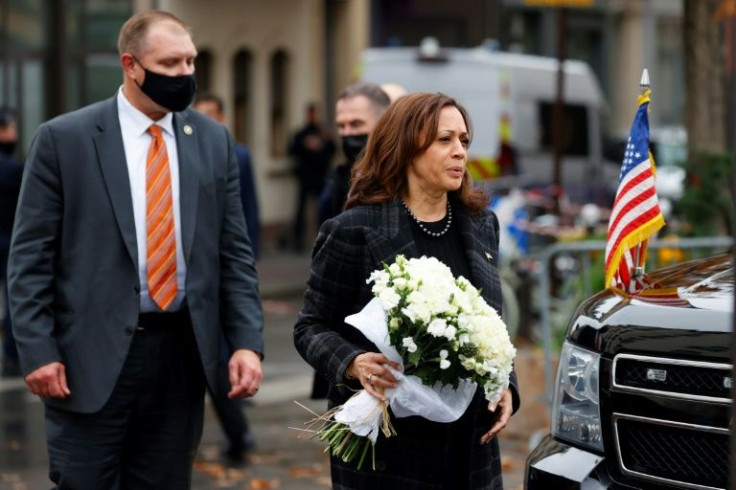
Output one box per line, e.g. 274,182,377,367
393,277,408,291
379,288,401,310
427,319,447,338
402,336,418,353
368,270,389,286
460,356,476,371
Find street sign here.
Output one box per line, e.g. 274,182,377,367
524,0,594,6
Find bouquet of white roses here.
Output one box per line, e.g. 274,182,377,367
308,255,516,470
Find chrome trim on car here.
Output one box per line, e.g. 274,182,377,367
612,412,729,490
611,353,733,403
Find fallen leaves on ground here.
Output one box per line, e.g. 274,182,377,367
248,451,293,465
193,461,228,480
2,440,21,451
262,300,297,315
247,477,281,489
1,473,20,482
288,463,327,477
316,476,332,487
501,456,518,472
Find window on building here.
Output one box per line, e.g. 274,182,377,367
539,102,589,157
194,49,213,93
0,0,131,152
270,49,289,157
656,17,684,126
233,49,253,145
78,0,131,106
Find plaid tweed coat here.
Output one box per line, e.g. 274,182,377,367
294,199,520,490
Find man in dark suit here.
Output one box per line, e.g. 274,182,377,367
311,83,390,399
8,10,263,489
289,103,335,251
0,107,23,377
194,92,260,258
318,83,391,225
194,91,258,464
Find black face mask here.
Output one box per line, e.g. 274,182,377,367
341,134,369,164
133,57,196,112
0,141,16,156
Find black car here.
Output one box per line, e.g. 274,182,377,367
525,253,732,489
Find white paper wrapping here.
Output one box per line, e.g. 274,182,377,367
334,297,477,442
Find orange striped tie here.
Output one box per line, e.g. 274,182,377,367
146,125,178,311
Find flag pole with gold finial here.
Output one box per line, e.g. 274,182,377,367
632,68,651,284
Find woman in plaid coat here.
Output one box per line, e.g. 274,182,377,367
294,93,520,489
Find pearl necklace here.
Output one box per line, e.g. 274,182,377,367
402,200,453,238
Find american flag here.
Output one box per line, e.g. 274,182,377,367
604,89,665,292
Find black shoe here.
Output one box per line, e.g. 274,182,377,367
223,433,256,466
223,446,246,466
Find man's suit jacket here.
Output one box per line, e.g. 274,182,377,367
8,96,263,413
234,144,260,258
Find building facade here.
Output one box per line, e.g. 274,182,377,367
150,0,369,229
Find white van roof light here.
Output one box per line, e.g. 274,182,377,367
417,36,448,62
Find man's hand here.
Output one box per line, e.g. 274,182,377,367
480,388,513,444
25,362,71,399
228,349,262,398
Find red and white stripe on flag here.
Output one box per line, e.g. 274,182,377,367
604,89,665,292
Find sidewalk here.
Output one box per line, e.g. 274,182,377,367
255,249,313,300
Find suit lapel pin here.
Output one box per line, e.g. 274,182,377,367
183,125,193,135
485,252,493,261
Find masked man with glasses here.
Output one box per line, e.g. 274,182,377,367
318,82,391,224
311,83,391,399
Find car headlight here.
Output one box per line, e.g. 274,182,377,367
551,340,603,452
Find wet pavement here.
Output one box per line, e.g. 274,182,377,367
0,249,546,489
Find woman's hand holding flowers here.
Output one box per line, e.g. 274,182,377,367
306,255,516,470
480,387,513,444
346,352,401,402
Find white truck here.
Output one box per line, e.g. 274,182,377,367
359,38,617,204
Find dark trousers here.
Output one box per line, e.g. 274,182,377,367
293,181,324,251
207,333,250,449
45,311,206,489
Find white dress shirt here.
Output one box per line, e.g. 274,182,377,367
117,88,187,312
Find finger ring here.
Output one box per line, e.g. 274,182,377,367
368,374,375,383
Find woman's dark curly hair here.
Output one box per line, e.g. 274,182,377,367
345,92,489,213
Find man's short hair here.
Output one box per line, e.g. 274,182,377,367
118,10,191,57
0,106,15,128
337,82,390,116
194,92,224,113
